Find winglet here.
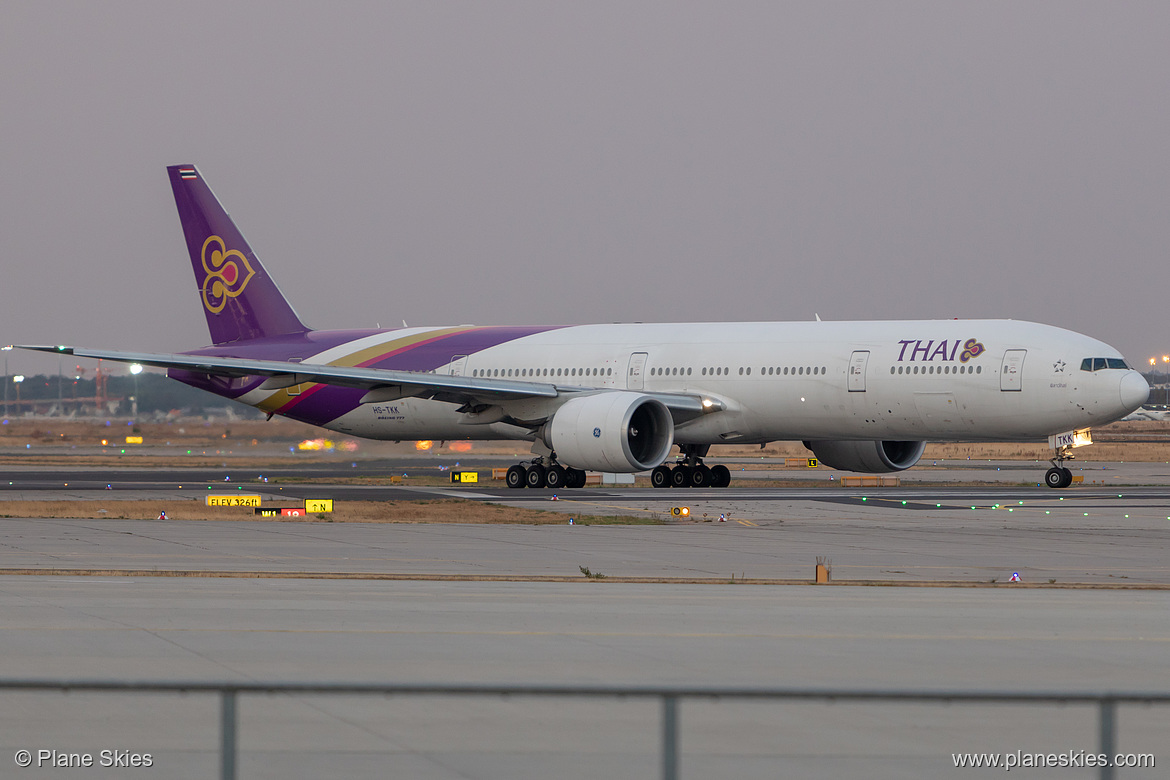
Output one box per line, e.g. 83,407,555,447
167,165,309,344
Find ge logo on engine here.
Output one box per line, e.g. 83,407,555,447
593,427,601,438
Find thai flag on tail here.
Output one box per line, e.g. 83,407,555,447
178,167,197,180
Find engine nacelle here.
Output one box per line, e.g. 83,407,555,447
803,440,926,473
546,393,674,473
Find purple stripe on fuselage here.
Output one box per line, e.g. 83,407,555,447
168,325,564,422
278,326,562,416
359,326,562,372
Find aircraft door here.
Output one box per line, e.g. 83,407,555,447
626,352,648,391
1000,349,1026,391
848,351,870,392
449,355,468,376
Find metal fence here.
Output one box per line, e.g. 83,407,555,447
1,679,1165,780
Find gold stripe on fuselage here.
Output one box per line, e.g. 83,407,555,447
255,327,474,413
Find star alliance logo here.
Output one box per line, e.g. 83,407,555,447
1053,360,1066,373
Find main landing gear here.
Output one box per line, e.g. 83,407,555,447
505,457,588,489
650,444,732,489
1044,444,1075,489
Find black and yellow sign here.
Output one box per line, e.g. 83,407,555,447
670,506,690,517
450,472,479,484
305,499,334,513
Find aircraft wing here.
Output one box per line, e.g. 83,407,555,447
16,345,712,418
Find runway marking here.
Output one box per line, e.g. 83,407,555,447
736,519,758,527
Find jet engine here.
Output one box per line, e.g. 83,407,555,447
545,392,674,472
803,440,926,473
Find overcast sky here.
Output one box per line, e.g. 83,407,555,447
3,2,1168,377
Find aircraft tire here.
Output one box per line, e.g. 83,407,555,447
1060,467,1074,488
545,465,567,489
525,464,547,489
690,465,712,488
1045,468,1065,488
710,464,731,488
670,466,692,488
650,465,672,488
505,465,527,489
565,468,587,489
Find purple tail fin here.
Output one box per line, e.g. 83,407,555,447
168,164,309,345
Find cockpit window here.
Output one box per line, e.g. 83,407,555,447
1081,357,1131,372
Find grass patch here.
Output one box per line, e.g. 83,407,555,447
0,499,666,525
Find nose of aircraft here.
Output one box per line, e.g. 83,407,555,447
1119,371,1150,413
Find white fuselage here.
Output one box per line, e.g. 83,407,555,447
247,319,1144,445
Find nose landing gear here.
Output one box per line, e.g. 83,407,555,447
1044,444,1076,488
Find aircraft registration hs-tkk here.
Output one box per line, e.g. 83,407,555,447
18,166,1149,489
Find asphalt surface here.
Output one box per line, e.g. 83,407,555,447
1,580,1166,779
1,458,1168,778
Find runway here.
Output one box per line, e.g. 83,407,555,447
1,461,1168,777
3,457,1170,584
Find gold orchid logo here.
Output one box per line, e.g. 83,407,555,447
201,235,256,313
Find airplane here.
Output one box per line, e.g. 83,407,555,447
18,165,1149,490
